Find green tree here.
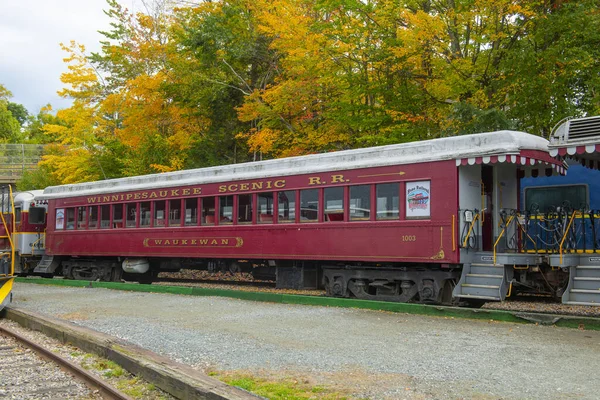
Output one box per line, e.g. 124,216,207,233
7,102,29,126
170,0,278,164
500,0,600,136
0,84,22,142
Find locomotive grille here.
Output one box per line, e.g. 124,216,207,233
552,115,600,144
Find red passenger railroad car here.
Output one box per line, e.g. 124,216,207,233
31,130,568,305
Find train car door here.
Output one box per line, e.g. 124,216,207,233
481,165,494,251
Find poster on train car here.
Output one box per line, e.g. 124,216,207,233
55,208,65,229
406,181,430,219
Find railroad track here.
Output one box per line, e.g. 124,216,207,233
0,324,132,400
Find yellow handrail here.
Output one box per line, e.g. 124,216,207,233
0,186,15,277
518,216,538,252
452,215,456,251
480,181,485,223
30,232,46,254
559,210,578,264
462,212,480,248
493,214,514,264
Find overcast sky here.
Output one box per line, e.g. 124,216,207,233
0,0,122,114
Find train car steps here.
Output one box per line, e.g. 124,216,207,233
453,262,508,301
562,265,600,306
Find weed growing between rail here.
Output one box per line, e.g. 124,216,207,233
209,370,350,399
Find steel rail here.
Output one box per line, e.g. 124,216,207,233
0,324,133,400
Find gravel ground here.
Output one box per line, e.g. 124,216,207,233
10,282,600,400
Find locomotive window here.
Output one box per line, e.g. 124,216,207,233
238,194,253,224
100,205,110,228
300,189,319,222
154,200,166,227
324,187,344,222
29,207,46,224
15,207,21,223
112,204,123,228
376,183,399,220
258,192,274,224
88,206,98,229
140,202,151,227
66,208,76,230
525,185,588,213
185,198,198,226
126,203,137,228
202,197,215,225
219,196,233,224
350,185,371,221
169,199,182,226
278,191,296,223
77,206,87,229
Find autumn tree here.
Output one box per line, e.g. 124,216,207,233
169,0,280,163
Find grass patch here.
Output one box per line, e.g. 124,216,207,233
215,372,348,400
115,378,162,398
78,354,167,399
91,359,125,378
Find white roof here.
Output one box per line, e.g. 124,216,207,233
39,130,550,199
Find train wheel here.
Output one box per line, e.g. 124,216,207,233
438,280,457,305
110,267,123,282
228,261,241,274
71,267,100,281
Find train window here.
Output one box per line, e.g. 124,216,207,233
324,187,344,222
140,202,151,227
184,198,198,226
88,206,98,229
15,207,21,223
66,208,76,230
525,185,588,213
300,189,319,222
219,196,233,224
376,183,399,220
77,206,87,229
278,191,296,223
238,194,253,224
350,185,371,221
169,199,182,226
126,203,137,228
100,205,110,228
154,200,166,227
258,192,274,224
202,197,215,225
29,207,46,224
112,204,123,228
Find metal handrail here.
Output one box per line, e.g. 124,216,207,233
493,214,515,264
462,212,480,248
30,232,46,254
0,186,15,277
559,210,578,263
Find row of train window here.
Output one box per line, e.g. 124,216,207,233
55,182,425,230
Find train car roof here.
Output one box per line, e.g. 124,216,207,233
39,130,550,199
